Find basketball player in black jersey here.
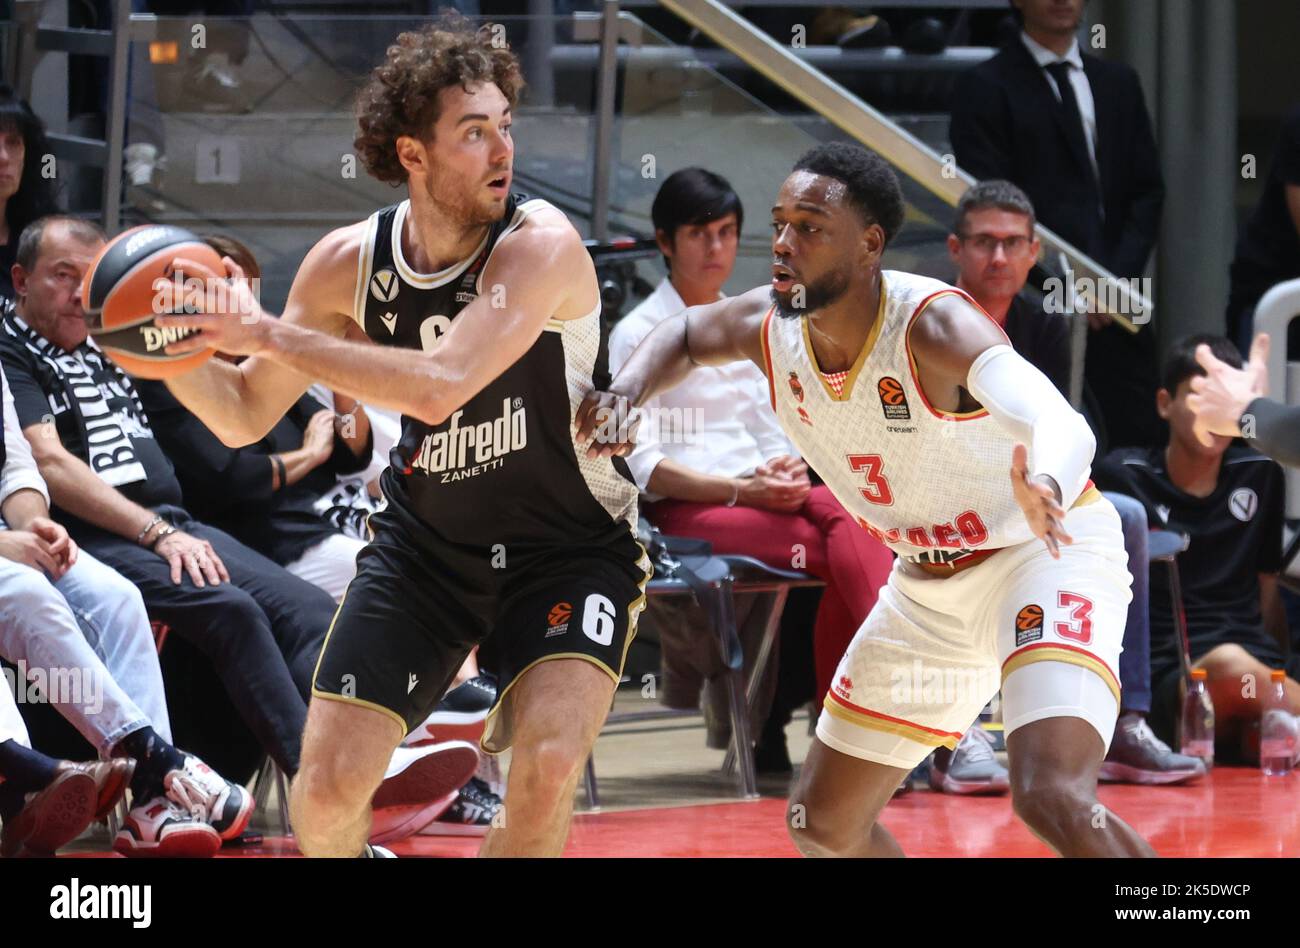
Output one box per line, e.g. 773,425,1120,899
153,21,649,857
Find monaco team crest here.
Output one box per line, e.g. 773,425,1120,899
788,371,805,403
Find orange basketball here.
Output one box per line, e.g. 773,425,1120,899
81,225,224,379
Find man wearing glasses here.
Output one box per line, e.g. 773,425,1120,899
947,180,1070,394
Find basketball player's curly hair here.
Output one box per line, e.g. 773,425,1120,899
354,14,525,187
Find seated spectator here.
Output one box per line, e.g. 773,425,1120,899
0,679,132,857
609,167,894,771
306,381,400,540
0,89,58,299
1094,335,1300,763
136,236,373,602
2,361,249,855
952,180,1204,786
0,216,475,843
949,180,1069,390
1226,105,1300,352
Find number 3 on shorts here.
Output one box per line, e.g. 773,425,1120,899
1055,591,1093,645
583,593,617,646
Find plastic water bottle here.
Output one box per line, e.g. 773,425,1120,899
1260,669,1296,776
1179,668,1215,769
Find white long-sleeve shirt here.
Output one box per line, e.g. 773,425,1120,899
608,277,795,500
0,363,50,528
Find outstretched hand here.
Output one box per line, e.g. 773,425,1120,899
1010,443,1072,559
155,255,272,358
1187,332,1269,447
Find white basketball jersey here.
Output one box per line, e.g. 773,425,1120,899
761,270,1088,564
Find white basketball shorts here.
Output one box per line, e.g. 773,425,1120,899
817,490,1131,769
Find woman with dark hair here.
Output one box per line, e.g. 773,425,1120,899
0,88,59,299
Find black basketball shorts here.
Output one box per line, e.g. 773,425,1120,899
311,511,650,754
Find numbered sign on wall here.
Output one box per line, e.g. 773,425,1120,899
195,136,241,184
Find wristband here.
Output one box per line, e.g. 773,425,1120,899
725,481,739,508
135,516,164,546
147,525,177,550
272,455,287,489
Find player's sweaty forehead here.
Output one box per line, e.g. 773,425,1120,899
772,171,850,221
435,81,511,131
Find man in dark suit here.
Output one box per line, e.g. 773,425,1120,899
949,0,1164,449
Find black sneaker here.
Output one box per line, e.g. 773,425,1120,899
419,778,503,837
405,676,498,747
1100,713,1206,785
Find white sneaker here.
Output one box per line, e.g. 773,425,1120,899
164,754,254,841
113,795,221,858
374,741,479,810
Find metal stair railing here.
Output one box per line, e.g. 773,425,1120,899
645,0,1154,341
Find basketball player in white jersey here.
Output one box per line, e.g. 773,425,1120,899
580,142,1156,857
150,20,650,857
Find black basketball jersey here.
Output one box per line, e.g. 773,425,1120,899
355,194,639,553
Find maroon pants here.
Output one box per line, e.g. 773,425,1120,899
646,485,894,702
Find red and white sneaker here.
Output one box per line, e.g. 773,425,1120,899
374,741,480,809
113,796,221,858
370,789,459,845
165,754,253,841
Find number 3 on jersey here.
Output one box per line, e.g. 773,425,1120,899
1055,591,1093,645
847,454,894,506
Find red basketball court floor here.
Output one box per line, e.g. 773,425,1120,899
65,766,1298,857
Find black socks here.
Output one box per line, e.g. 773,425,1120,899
117,726,187,798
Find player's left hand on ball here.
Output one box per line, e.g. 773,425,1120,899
155,255,271,358
1010,442,1072,559
574,389,640,459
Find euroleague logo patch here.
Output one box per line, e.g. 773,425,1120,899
546,601,572,638
1014,603,1044,647
788,371,805,403
877,376,910,420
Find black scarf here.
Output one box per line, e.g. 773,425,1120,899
1,302,154,489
